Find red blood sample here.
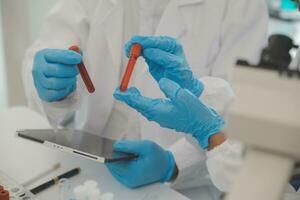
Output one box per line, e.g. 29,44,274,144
69,45,95,93
120,44,142,92
0,190,9,200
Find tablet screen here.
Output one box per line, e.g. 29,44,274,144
17,129,137,162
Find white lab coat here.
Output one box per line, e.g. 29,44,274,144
206,49,300,200
22,0,268,198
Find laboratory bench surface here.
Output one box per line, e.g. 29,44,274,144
0,107,190,200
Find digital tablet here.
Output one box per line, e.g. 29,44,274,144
17,129,138,163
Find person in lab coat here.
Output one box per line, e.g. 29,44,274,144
22,0,268,198
115,71,300,200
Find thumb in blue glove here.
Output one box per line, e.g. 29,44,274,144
114,78,225,149
125,36,203,97
106,140,175,188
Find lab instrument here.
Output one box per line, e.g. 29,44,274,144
17,129,138,163
225,113,300,200
120,44,142,92
30,168,80,194
69,45,95,93
106,140,175,188
0,170,38,200
114,78,224,149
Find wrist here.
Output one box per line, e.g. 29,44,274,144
170,163,179,182
194,128,224,149
207,131,227,151
163,151,176,182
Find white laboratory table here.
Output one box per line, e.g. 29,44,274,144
0,107,189,200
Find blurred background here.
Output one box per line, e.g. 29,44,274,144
0,0,60,109
0,0,299,126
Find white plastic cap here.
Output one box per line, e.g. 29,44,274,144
73,185,88,200
84,180,98,189
100,193,114,200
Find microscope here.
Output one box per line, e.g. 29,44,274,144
225,113,300,200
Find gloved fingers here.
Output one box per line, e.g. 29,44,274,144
42,49,82,65
107,165,137,189
143,48,184,71
176,86,202,106
106,166,130,187
145,60,164,82
114,87,156,113
36,84,75,102
165,72,204,98
125,36,182,57
158,78,183,103
43,63,79,78
159,78,203,108
106,161,129,176
39,75,77,90
113,140,146,155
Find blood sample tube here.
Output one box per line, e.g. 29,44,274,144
120,44,142,92
69,45,95,93
0,190,9,200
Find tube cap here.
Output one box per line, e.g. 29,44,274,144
0,190,9,200
130,44,142,59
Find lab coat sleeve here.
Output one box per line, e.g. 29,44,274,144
168,136,215,190
167,77,235,190
22,0,97,126
200,76,235,115
202,0,269,191
206,140,244,192
209,0,268,80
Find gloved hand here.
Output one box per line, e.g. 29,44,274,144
125,36,203,97
106,140,175,188
32,48,82,102
114,78,225,149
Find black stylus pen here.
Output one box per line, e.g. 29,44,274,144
30,167,80,194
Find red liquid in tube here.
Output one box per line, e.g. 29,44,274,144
69,45,95,93
0,190,9,200
120,44,142,92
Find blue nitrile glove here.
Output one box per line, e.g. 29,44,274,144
114,78,225,149
106,140,175,188
290,178,300,191
32,49,82,102
125,36,203,97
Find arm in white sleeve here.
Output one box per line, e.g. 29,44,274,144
200,76,235,115
167,76,235,190
165,0,268,191
168,136,214,190
22,0,97,126
206,140,244,192
203,0,269,192
209,0,268,80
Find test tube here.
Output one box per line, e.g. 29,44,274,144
69,45,95,93
0,190,9,200
120,44,142,92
